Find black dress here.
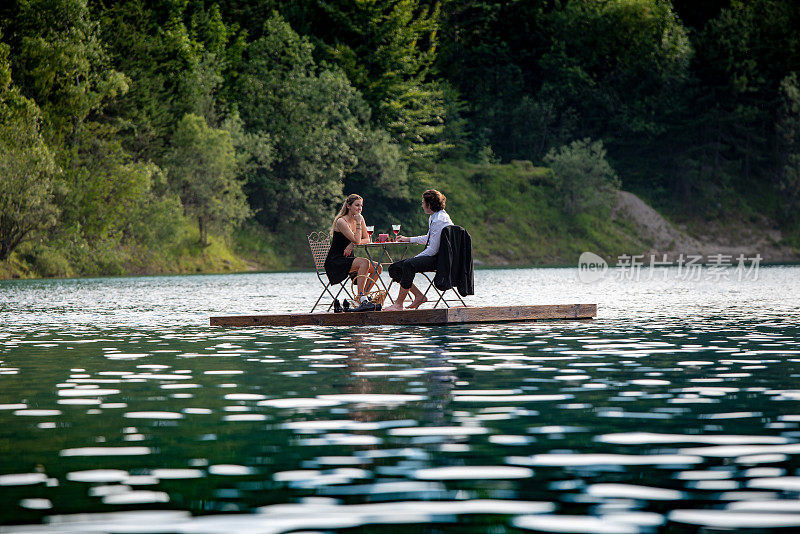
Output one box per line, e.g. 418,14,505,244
324,231,356,285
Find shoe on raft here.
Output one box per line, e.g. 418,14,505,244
351,300,378,312
333,299,343,313
343,299,350,312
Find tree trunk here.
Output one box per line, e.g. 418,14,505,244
198,216,207,247
0,221,21,261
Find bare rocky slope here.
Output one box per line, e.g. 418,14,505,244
612,191,798,263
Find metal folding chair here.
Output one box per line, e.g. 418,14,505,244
308,231,355,312
418,225,472,308
419,271,467,308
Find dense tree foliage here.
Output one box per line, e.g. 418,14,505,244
166,113,248,245
235,16,370,229
1,0,799,274
0,35,57,260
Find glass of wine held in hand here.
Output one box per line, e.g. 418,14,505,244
392,224,401,242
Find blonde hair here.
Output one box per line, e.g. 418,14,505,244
330,194,363,236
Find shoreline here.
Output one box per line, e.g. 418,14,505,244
4,258,800,282
3,191,797,282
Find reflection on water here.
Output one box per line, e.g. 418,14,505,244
1,267,800,532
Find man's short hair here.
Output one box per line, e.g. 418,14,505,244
423,189,446,211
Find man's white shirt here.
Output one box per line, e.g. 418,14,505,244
409,210,453,258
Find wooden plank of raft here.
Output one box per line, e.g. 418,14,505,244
209,304,596,327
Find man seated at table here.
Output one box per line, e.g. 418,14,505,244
383,189,452,311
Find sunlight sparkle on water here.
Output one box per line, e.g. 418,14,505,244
1,267,800,532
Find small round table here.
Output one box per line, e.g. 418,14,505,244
355,241,421,303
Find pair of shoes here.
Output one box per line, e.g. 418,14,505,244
351,300,378,312
333,299,342,313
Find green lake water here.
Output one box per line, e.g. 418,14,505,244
1,266,800,533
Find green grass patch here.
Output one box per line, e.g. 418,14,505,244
432,159,640,265
0,220,256,279
232,224,294,271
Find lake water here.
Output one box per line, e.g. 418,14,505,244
1,266,800,533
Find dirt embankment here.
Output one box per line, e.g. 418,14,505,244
611,191,799,263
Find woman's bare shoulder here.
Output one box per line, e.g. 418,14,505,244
335,217,350,231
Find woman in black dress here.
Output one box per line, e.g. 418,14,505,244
325,194,381,308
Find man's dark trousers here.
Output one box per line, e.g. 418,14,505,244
388,255,437,289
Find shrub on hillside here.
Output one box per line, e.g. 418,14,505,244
545,138,620,216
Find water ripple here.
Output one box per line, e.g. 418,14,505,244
2,268,800,532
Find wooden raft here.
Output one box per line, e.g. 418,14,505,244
210,304,596,327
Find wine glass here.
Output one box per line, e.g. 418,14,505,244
392,224,401,241
366,225,374,242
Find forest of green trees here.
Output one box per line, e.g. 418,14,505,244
1,0,799,277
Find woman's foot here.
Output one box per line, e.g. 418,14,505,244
382,301,404,312
407,295,428,309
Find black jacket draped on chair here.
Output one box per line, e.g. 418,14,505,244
434,225,474,297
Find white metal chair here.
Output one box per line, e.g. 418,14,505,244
308,231,355,313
